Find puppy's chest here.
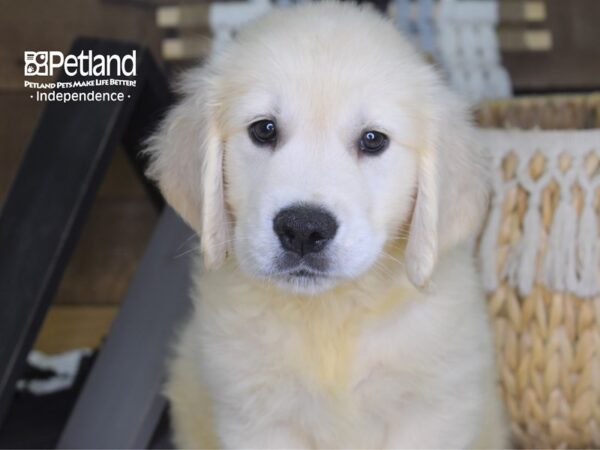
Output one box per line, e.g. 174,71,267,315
237,293,419,413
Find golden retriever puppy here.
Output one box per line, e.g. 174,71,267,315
146,2,508,448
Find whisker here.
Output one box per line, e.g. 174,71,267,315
210,236,252,250
177,232,200,251
379,250,404,267
174,244,200,259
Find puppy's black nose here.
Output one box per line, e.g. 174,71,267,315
273,205,338,256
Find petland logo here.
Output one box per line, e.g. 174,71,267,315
24,50,138,102
24,50,137,77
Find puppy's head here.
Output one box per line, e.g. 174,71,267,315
146,2,488,294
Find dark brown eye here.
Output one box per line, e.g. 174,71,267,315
359,130,389,155
249,119,277,146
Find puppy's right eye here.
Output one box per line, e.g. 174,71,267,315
359,130,389,155
249,119,277,146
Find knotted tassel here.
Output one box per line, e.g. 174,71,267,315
576,200,599,297
543,192,578,292
514,193,541,295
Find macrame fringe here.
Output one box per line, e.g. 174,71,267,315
514,198,541,295
576,204,600,297
543,197,578,293
478,129,600,299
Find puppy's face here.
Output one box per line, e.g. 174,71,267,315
147,3,488,295
223,61,419,293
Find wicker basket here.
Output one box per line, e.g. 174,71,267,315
475,94,600,449
476,94,600,130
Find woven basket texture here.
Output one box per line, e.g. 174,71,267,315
476,94,600,449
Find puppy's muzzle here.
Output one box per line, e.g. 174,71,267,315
273,205,338,257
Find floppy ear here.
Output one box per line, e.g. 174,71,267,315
145,67,229,269
405,87,489,288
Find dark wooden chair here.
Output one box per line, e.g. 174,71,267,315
0,37,191,448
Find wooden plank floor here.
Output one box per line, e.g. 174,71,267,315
34,306,119,354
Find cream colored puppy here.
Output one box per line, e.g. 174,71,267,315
147,2,508,448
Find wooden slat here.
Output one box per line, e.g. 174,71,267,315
499,1,547,23
499,29,553,52
161,36,211,61
0,91,43,204
58,209,193,449
156,4,209,28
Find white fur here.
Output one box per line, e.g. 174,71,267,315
146,2,507,448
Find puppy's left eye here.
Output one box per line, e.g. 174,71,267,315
249,119,277,146
359,130,389,155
